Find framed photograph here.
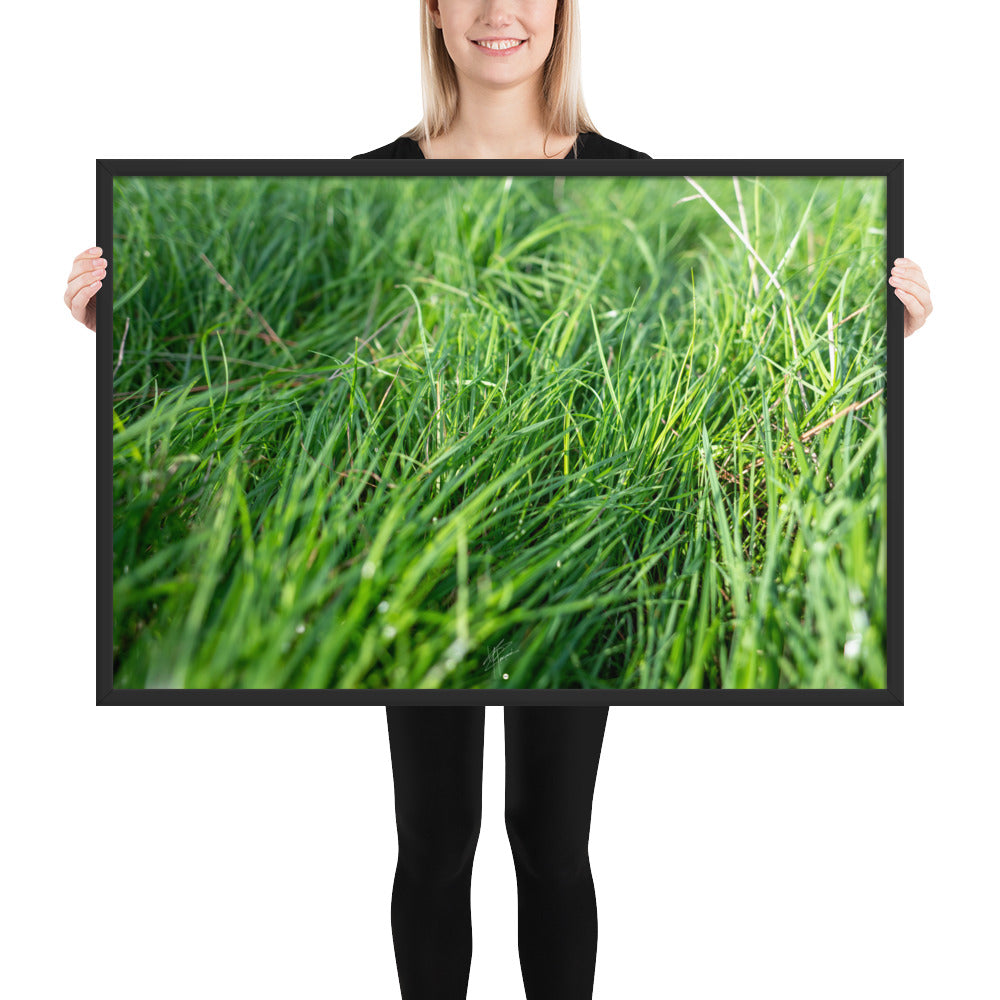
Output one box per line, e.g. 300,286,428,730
98,158,903,705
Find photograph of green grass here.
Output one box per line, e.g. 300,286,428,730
110,170,888,692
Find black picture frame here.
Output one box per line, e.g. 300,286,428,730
97,158,903,705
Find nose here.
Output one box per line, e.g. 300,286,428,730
479,1,515,28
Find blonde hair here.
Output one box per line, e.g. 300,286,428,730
401,0,601,157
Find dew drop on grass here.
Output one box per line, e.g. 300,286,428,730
382,625,397,640
502,673,509,680
295,623,306,634
361,560,376,579
844,634,862,658
377,600,390,613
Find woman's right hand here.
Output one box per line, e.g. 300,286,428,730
64,247,107,332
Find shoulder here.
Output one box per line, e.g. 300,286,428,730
576,132,652,159
351,136,423,159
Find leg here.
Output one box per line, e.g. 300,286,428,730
503,705,610,1000
386,706,486,1000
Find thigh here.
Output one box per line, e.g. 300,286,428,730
386,706,487,829
503,706,609,836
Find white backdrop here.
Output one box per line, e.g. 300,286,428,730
3,2,997,998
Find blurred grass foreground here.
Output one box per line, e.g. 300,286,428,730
111,172,888,690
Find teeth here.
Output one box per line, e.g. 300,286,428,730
476,39,523,50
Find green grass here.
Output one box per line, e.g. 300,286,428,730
111,172,887,690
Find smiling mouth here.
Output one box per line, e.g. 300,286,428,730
472,39,527,50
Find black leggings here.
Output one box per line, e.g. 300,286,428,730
385,705,610,1000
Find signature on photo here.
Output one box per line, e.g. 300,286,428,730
483,638,516,681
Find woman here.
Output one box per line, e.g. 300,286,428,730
65,2,933,998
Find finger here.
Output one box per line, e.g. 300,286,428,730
887,275,930,309
64,264,107,308
889,264,928,294
67,247,101,280
893,286,928,320
72,246,102,264
896,277,931,308
66,275,103,318
66,253,108,284
890,263,927,285
68,279,102,323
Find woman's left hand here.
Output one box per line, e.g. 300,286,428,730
889,258,933,337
